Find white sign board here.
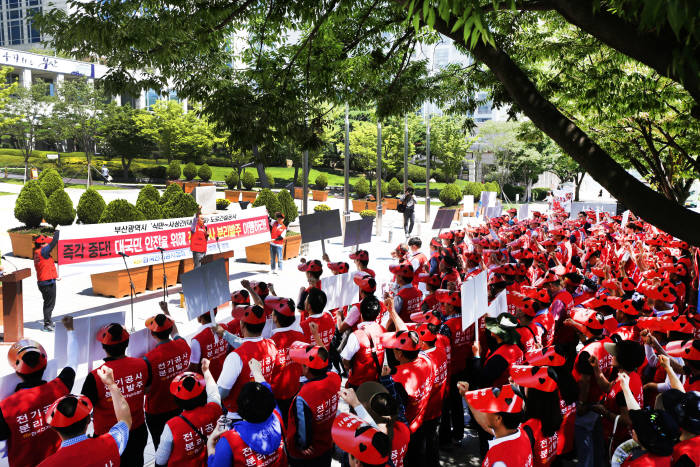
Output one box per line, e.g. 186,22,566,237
474,271,488,317
46,153,59,160
487,290,508,318
462,195,474,211
181,259,231,321
126,328,159,359
193,186,217,215
621,210,630,228
322,273,360,310
480,191,497,208
460,279,476,331
518,204,530,221
54,311,125,371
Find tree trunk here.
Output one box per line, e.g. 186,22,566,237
575,173,584,201
427,13,700,245
251,145,269,188
293,165,299,187
122,155,130,180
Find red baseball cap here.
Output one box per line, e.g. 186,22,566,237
380,330,420,351
571,308,604,330
417,323,437,343
288,341,328,369
510,365,558,392
665,340,700,361
389,263,414,280
231,290,250,305
328,262,350,274
249,281,269,298
534,270,560,287
332,413,390,465
298,259,323,273
170,372,206,400
145,314,174,333
417,273,441,289
233,305,267,325
32,234,51,245
349,250,369,262
353,273,377,293
464,385,524,414
46,395,93,428
264,296,295,317
435,289,461,307
96,323,129,345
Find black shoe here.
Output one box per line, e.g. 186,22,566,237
42,323,54,332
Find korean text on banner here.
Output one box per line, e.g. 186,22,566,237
323,273,359,310
56,207,270,276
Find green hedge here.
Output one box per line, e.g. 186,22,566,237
14,180,47,228
277,189,298,225
265,170,276,188
136,199,163,220
160,183,183,205
198,164,212,182
407,164,425,183
359,210,376,218
503,183,525,200
39,168,64,198
532,187,549,201
183,162,197,181
387,177,402,197
438,183,462,207
100,199,145,223
76,188,106,224
44,189,75,227
225,171,239,190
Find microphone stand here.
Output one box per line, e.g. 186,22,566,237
121,254,136,332
0,255,19,274
159,248,168,302
215,235,222,254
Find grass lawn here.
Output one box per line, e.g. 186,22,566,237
0,191,12,196
0,178,122,190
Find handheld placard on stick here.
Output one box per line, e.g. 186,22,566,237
157,247,168,302
119,252,136,332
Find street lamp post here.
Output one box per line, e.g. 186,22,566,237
344,103,350,223
425,102,431,223
376,119,383,236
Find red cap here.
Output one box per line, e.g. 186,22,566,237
549,228,567,237
298,260,323,273
435,289,461,307
620,278,636,292
510,365,558,392
46,395,93,428
571,308,604,330
665,340,700,360
96,323,129,345
32,234,51,245
541,239,557,248
438,231,454,240
349,250,369,262
353,273,377,293
328,262,350,274
145,314,174,333
231,290,250,305
512,249,534,260
507,208,517,214
410,311,442,326
464,385,524,414
264,296,295,317
601,279,619,291
233,305,267,325
534,270,560,287
417,273,441,288
8,339,47,375
249,281,269,298
590,267,606,278
389,263,414,280
395,244,408,256
525,346,566,367
637,315,693,333
332,413,391,465
417,323,437,342
619,299,640,316
380,330,420,351
170,372,206,400
645,282,678,302
491,264,518,276
288,341,328,369
521,287,550,303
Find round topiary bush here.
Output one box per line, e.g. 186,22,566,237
314,204,330,212
265,170,275,188
198,164,212,182
39,168,64,199
225,171,239,190
241,171,256,190
216,199,230,210
137,184,160,206
438,183,463,207
163,191,199,218
276,189,298,225
252,188,282,217
407,179,414,190
484,181,501,196
76,188,106,224
296,172,305,187
14,180,47,228
359,210,376,218
44,189,75,228
183,162,197,181
314,173,328,190
354,178,370,198
387,177,402,197
160,182,184,205
407,164,425,183
166,160,181,180
136,199,163,220
100,199,146,223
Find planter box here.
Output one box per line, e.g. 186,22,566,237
146,261,181,291
8,231,58,261
241,191,258,203
384,198,399,210
166,180,184,188
91,266,149,298
183,181,198,194
245,235,302,264
283,235,302,260
225,190,241,202
294,187,305,199
312,190,328,202
352,199,367,212
364,201,386,214
177,258,194,283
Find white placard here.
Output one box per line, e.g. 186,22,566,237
126,328,159,358
462,195,474,211
474,271,488,317
487,290,508,318
621,210,630,228
46,154,59,160
480,191,497,208
518,204,530,221
55,311,125,371
460,279,476,331
0,360,58,400
193,186,217,214
322,273,360,310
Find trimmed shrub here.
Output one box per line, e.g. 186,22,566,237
198,164,212,182
77,188,106,224
136,199,163,220
277,189,298,225
137,184,160,206
39,168,64,198
354,178,370,198
532,187,549,201
265,170,276,188
407,164,425,183
359,210,376,218
225,171,239,190
163,191,199,218
216,199,230,210
100,199,145,223
462,181,485,200
407,179,414,190
160,182,183,205
141,165,167,180
14,180,47,228
314,173,328,190
314,204,330,212
438,183,463,207
252,188,282,218
387,177,402,197
183,162,197,181
44,189,75,228
241,171,256,190
296,172,305,187
166,160,181,180
484,181,501,195
502,183,525,200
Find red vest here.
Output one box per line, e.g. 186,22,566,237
410,253,428,286
393,354,434,433
190,224,207,253
444,315,473,374
396,286,423,322
672,435,700,466
221,412,287,467
192,327,229,381
485,344,524,386
424,345,448,422
300,312,335,348
37,432,120,467
222,339,278,412
533,311,555,347
0,378,68,466
614,324,640,342
270,221,286,246
270,328,306,400
422,293,438,311
145,338,191,414
684,376,700,392
482,429,534,467
33,247,57,282
90,357,148,435
523,418,557,467
621,453,671,467
557,396,576,455
573,337,614,404
436,334,452,375
165,402,220,467
347,322,385,388
286,372,341,459
517,324,542,353
390,422,411,467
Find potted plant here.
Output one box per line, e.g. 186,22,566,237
44,188,76,228
359,209,377,219
39,168,64,199
294,172,305,199
197,163,214,187
216,199,230,210
245,189,302,263
352,178,370,213
160,182,184,206
382,177,402,210
77,188,107,224
91,200,150,298
314,204,330,212
224,170,241,202
8,180,52,259
438,183,464,221
166,160,183,187
182,162,198,193
312,173,329,201
240,170,258,203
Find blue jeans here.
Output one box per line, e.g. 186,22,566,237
270,243,283,270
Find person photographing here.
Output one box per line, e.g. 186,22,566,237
399,187,416,237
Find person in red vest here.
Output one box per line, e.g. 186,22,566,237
337,273,378,334
300,287,335,348
143,303,191,449
538,270,575,347
190,207,209,268
154,359,222,467
0,321,77,467
348,249,375,277
207,359,287,466
39,366,132,467
217,304,278,413
390,264,422,323
32,231,59,331
269,212,286,275
81,323,148,466
188,308,229,380
662,389,700,467
473,313,524,388
286,342,341,466
332,411,394,467
297,259,324,310
340,295,386,389
460,383,534,467
407,237,427,282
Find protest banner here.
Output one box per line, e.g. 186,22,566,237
322,273,360,310
460,278,476,332
56,207,270,276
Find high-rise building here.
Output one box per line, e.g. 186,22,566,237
0,0,68,50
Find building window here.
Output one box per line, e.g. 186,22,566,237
145,89,159,109
7,7,23,45
435,47,449,68
167,90,178,101
26,7,41,43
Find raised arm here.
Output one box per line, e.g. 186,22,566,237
97,366,132,430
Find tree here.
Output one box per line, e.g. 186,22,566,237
430,115,478,183
100,104,156,179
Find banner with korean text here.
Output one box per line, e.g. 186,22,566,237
56,207,271,276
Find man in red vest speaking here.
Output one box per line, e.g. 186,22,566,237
190,206,208,268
